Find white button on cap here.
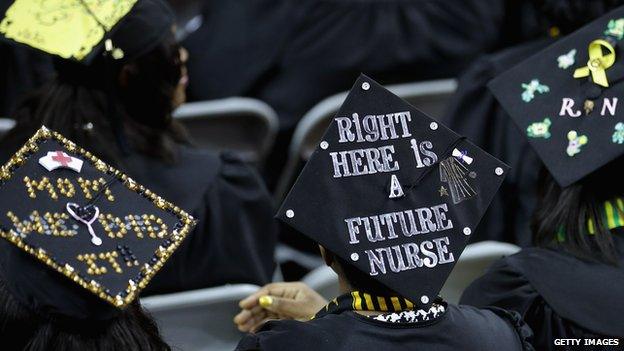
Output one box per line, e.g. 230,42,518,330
430,122,438,130
350,253,359,261
463,227,471,235
421,295,429,304
495,167,504,176
320,141,329,150
286,210,295,218
361,82,370,90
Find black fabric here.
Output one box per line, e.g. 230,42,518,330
183,0,529,130
489,5,624,187
235,304,534,351
0,43,53,116
183,0,541,190
460,229,624,347
440,39,553,247
534,0,624,33
123,147,278,295
109,0,175,64
277,75,509,308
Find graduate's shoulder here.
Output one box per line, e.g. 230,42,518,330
446,304,534,350
235,315,346,351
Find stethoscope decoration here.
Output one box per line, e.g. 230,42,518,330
66,203,102,246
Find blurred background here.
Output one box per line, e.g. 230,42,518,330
0,0,619,349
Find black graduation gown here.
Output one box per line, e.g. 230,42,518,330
183,0,542,190
460,229,624,349
441,1,624,246
182,0,544,130
122,147,278,295
440,39,554,246
235,304,533,351
0,43,53,117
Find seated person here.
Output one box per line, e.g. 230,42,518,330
441,0,624,246
182,0,549,191
234,76,534,351
0,0,277,294
461,8,624,349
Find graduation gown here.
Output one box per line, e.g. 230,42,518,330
440,39,555,246
460,229,624,349
183,0,545,191
235,303,534,351
441,1,624,246
0,43,53,117
183,0,530,130
123,147,278,295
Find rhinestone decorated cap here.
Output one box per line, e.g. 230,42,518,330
0,127,196,313
489,6,624,186
277,75,509,309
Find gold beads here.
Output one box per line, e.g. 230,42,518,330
23,176,58,199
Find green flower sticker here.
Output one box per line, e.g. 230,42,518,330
521,79,550,102
566,130,588,157
613,122,624,144
605,18,624,40
527,118,552,139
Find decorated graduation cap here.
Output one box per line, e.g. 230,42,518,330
489,6,624,187
0,0,174,64
0,127,195,319
277,75,509,308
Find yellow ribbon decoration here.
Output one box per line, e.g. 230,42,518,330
573,39,616,87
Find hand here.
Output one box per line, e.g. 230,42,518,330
233,282,329,333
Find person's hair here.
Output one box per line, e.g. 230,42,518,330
531,157,623,265
0,278,169,351
1,31,190,169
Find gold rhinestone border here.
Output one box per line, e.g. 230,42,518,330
0,126,197,308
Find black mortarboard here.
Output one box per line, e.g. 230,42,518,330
0,127,196,320
277,75,509,308
489,6,624,187
0,0,174,64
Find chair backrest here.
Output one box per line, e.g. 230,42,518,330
173,97,279,167
0,118,16,139
301,265,340,301
141,284,260,351
440,241,520,304
274,79,457,201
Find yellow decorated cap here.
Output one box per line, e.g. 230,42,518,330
0,0,174,64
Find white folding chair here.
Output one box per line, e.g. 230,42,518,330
440,241,520,304
274,79,457,202
0,118,15,138
141,284,260,351
173,97,279,167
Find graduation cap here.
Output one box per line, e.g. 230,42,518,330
0,0,174,64
0,127,196,319
489,6,624,187
277,75,509,308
